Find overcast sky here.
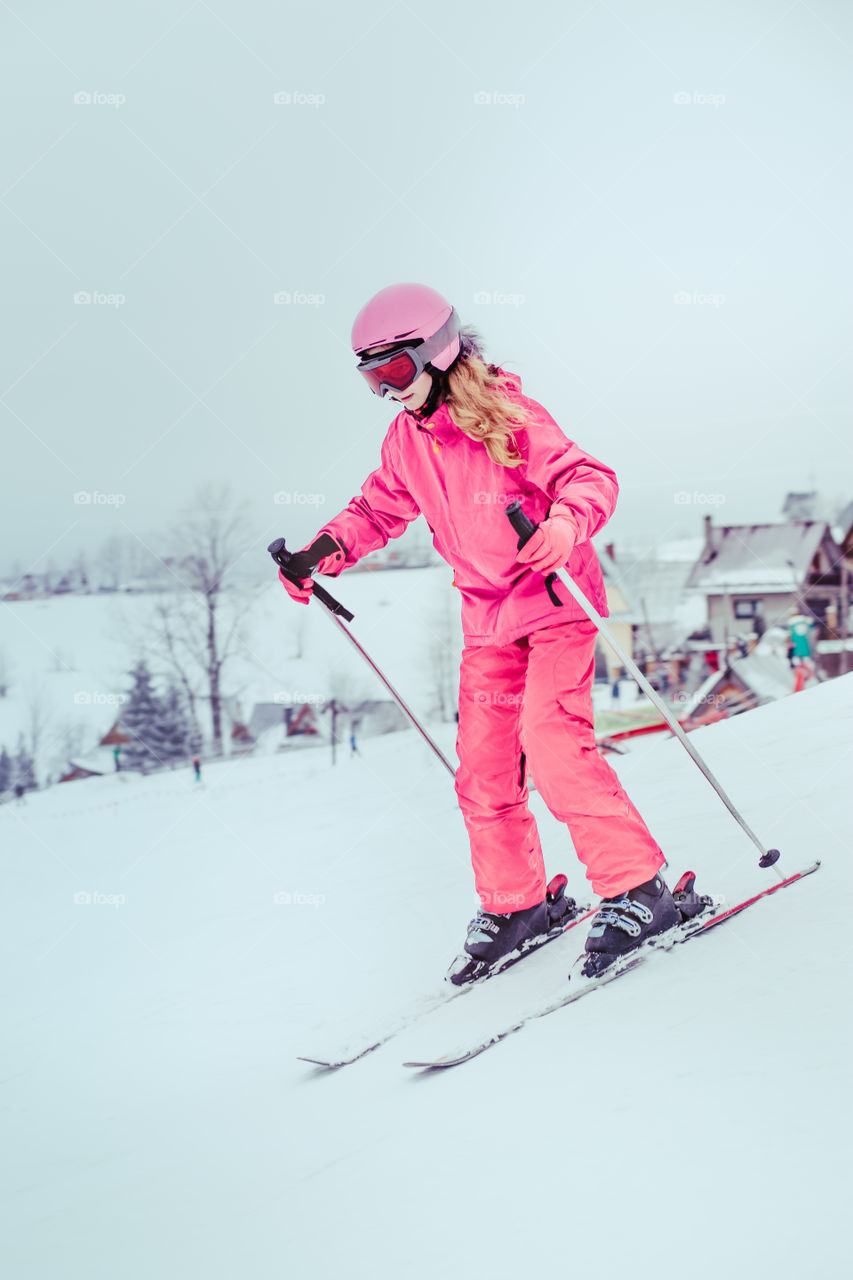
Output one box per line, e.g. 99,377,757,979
1,0,851,581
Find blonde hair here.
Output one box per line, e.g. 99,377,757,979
443,354,528,469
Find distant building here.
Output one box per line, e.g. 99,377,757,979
594,541,705,683
99,720,132,747
595,544,637,680
248,697,407,750
58,744,118,783
781,491,819,522
835,498,853,554
59,760,104,784
231,721,256,754
686,516,844,645
2,573,43,601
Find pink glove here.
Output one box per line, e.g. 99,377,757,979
313,543,346,577
278,567,313,605
516,511,577,575
277,533,347,605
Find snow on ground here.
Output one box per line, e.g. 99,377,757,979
1,675,851,1279
0,568,461,780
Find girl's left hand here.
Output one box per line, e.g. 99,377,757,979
516,513,576,575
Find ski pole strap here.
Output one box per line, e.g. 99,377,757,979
267,537,354,622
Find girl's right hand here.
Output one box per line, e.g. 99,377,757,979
278,567,313,605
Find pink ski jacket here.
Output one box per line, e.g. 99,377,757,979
320,373,618,647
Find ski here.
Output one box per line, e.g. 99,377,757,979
402,861,821,1069
298,894,594,1068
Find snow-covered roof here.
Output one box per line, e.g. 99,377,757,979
685,521,832,594
593,548,705,649
728,651,795,702
680,650,793,715
63,746,118,777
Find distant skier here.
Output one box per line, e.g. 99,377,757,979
113,745,121,773
14,782,25,804
278,283,677,979
192,755,201,783
349,729,360,757
788,611,815,668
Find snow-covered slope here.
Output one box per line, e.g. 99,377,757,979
0,567,461,780
2,676,850,1279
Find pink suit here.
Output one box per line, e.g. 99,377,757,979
320,374,664,906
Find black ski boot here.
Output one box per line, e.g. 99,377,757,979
447,874,577,987
582,871,680,977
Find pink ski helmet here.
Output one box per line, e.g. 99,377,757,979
351,283,462,372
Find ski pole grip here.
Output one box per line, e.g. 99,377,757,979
267,538,354,622
505,501,564,609
505,500,539,549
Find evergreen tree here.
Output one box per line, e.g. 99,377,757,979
187,714,203,758
121,660,166,773
156,683,195,767
14,733,37,793
0,745,11,797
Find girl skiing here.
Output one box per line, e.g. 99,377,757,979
279,283,678,980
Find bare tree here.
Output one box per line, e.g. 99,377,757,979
159,486,257,756
148,595,205,739
14,683,56,788
291,611,306,660
26,684,54,767
425,594,460,722
56,719,87,771
0,646,12,697
96,533,125,591
75,550,90,593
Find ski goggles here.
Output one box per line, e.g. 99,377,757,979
355,310,460,397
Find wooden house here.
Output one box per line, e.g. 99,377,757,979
686,516,844,644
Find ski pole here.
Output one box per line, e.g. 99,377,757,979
268,537,457,778
504,503,782,874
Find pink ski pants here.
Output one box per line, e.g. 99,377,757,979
454,619,664,909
